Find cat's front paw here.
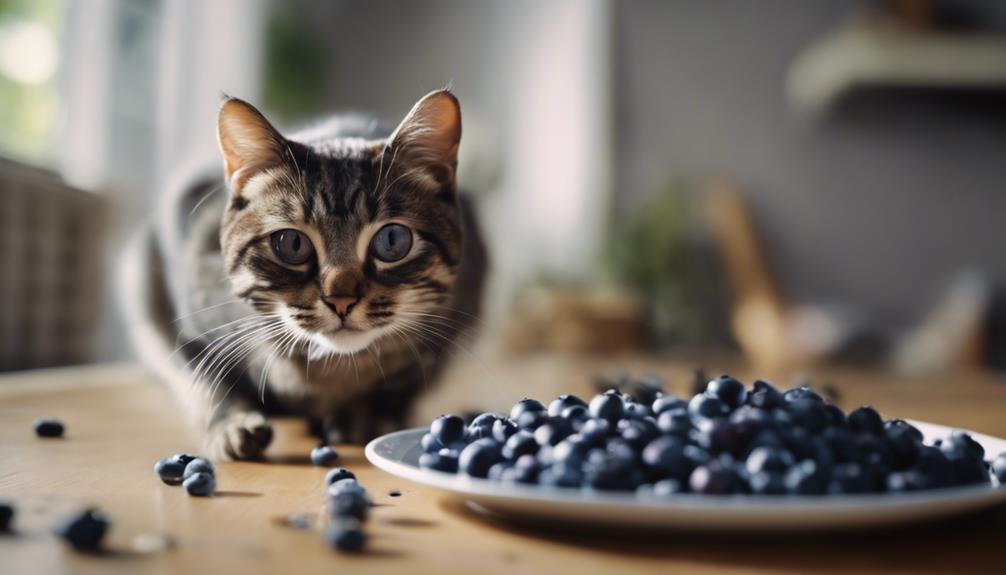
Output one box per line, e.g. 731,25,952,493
206,411,273,461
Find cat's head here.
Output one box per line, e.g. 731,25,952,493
215,90,463,355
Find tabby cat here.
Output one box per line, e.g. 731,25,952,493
121,90,485,460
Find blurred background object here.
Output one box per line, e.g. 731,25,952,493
1,0,1006,377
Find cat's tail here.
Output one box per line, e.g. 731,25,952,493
118,222,211,430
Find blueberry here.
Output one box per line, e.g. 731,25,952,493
420,433,441,454
689,462,743,495
53,508,108,551
885,419,923,442
467,413,499,441
914,445,954,488
579,418,612,445
940,431,985,462
651,394,686,415
747,430,786,453
513,454,541,483
311,445,340,467
329,491,369,521
510,398,547,422
847,406,884,436
430,415,467,447
154,458,186,485
491,418,518,443
822,404,847,427
171,453,198,467
459,438,503,478
651,478,685,496
487,462,513,481
705,375,747,408
783,386,823,403
534,418,573,447
992,453,1006,483
749,471,786,495
551,435,591,465
418,450,459,473
688,394,729,420
885,426,922,469
325,517,367,553
325,468,356,486
784,460,827,495
786,398,828,433
827,463,874,494
33,418,64,438
548,394,587,417
0,501,14,532
183,458,215,480
887,470,926,492
502,430,539,460
584,452,644,491
183,472,215,496
946,452,990,486
515,410,548,430
589,391,625,423
641,436,690,480
560,405,590,426
656,410,691,437
327,478,368,499
683,444,711,468
745,446,795,475
822,427,861,463
618,418,659,449
748,380,784,409
538,462,584,487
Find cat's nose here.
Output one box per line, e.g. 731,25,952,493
323,295,359,318
322,266,364,318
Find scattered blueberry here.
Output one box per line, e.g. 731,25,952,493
183,458,215,480
327,478,368,498
171,453,198,467
0,501,13,532
311,445,340,467
183,472,215,496
53,508,108,551
33,418,64,438
329,490,369,521
325,468,356,486
325,517,367,553
154,457,186,485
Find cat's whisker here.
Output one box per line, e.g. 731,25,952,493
205,321,287,399
386,325,428,392
170,299,245,325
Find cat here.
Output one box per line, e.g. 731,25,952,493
120,90,486,460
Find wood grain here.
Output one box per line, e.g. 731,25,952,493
2,360,1006,575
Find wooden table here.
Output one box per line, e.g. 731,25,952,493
2,359,1006,575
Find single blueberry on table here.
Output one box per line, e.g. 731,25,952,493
154,457,186,485
325,517,367,553
847,406,884,436
324,468,356,486
502,430,539,460
705,375,747,408
509,398,547,422
688,394,729,420
33,418,65,438
327,478,368,499
459,438,503,478
183,458,215,480
0,501,14,532
53,508,109,551
548,394,587,417
329,491,369,521
171,453,198,467
589,391,625,423
430,415,467,447
183,472,215,496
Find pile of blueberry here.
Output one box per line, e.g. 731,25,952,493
420,375,1006,495
154,453,216,496
323,468,369,552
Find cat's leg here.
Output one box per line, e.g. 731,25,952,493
325,365,425,444
205,398,274,460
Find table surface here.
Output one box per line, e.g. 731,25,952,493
2,358,1006,575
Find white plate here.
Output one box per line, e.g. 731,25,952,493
365,420,1006,531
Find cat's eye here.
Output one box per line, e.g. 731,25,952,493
370,224,413,263
270,229,315,266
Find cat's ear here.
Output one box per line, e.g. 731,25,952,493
386,89,461,189
217,97,288,191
